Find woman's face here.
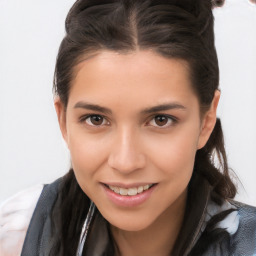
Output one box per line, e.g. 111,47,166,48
56,50,218,232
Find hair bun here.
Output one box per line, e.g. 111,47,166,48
212,0,225,8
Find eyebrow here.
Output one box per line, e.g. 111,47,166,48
141,103,186,114
74,102,112,114
74,101,186,115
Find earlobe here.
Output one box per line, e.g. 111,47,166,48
54,97,68,143
197,90,220,149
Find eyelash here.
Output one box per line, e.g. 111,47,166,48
79,114,178,128
146,115,178,128
79,114,110,127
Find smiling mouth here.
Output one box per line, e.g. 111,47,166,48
105,184,155,196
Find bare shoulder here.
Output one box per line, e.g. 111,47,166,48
0,184,44,256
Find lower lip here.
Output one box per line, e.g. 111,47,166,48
102,184,157,207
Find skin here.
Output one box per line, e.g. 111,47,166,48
55,50,220,256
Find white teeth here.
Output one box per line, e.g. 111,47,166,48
114,187,120,193
143,185,149,190
138,186,144,193
119,188,128,196
127,188,137,196
108,184,153,196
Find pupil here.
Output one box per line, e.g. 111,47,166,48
91,115,103,125
155,116,168,126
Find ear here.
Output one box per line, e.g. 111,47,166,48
54,97,68,144
197,90,220,149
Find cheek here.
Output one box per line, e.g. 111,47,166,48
146,127,200,179
67,129,110,188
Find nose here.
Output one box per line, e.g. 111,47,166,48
107,128,146,174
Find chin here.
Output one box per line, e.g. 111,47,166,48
103,211,157,232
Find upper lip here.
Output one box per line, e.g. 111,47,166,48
102,182,156,189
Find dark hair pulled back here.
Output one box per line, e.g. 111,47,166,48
51,0,237,255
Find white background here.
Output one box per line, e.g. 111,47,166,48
0,0,255,206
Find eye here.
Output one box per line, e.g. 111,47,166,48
81,115,109,126
148,115,176,128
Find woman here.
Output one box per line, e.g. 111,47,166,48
0,0,255,255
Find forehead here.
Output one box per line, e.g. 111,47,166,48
68,50,198,110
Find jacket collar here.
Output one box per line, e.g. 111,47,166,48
171,173,212,256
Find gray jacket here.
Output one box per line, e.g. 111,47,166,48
21,177,256,256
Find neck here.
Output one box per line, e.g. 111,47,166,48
110,190,187,256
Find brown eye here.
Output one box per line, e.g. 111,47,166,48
148,115,175,128
85,115,108,126
155,116,168,126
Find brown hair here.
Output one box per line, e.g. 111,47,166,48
50,0,236,255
